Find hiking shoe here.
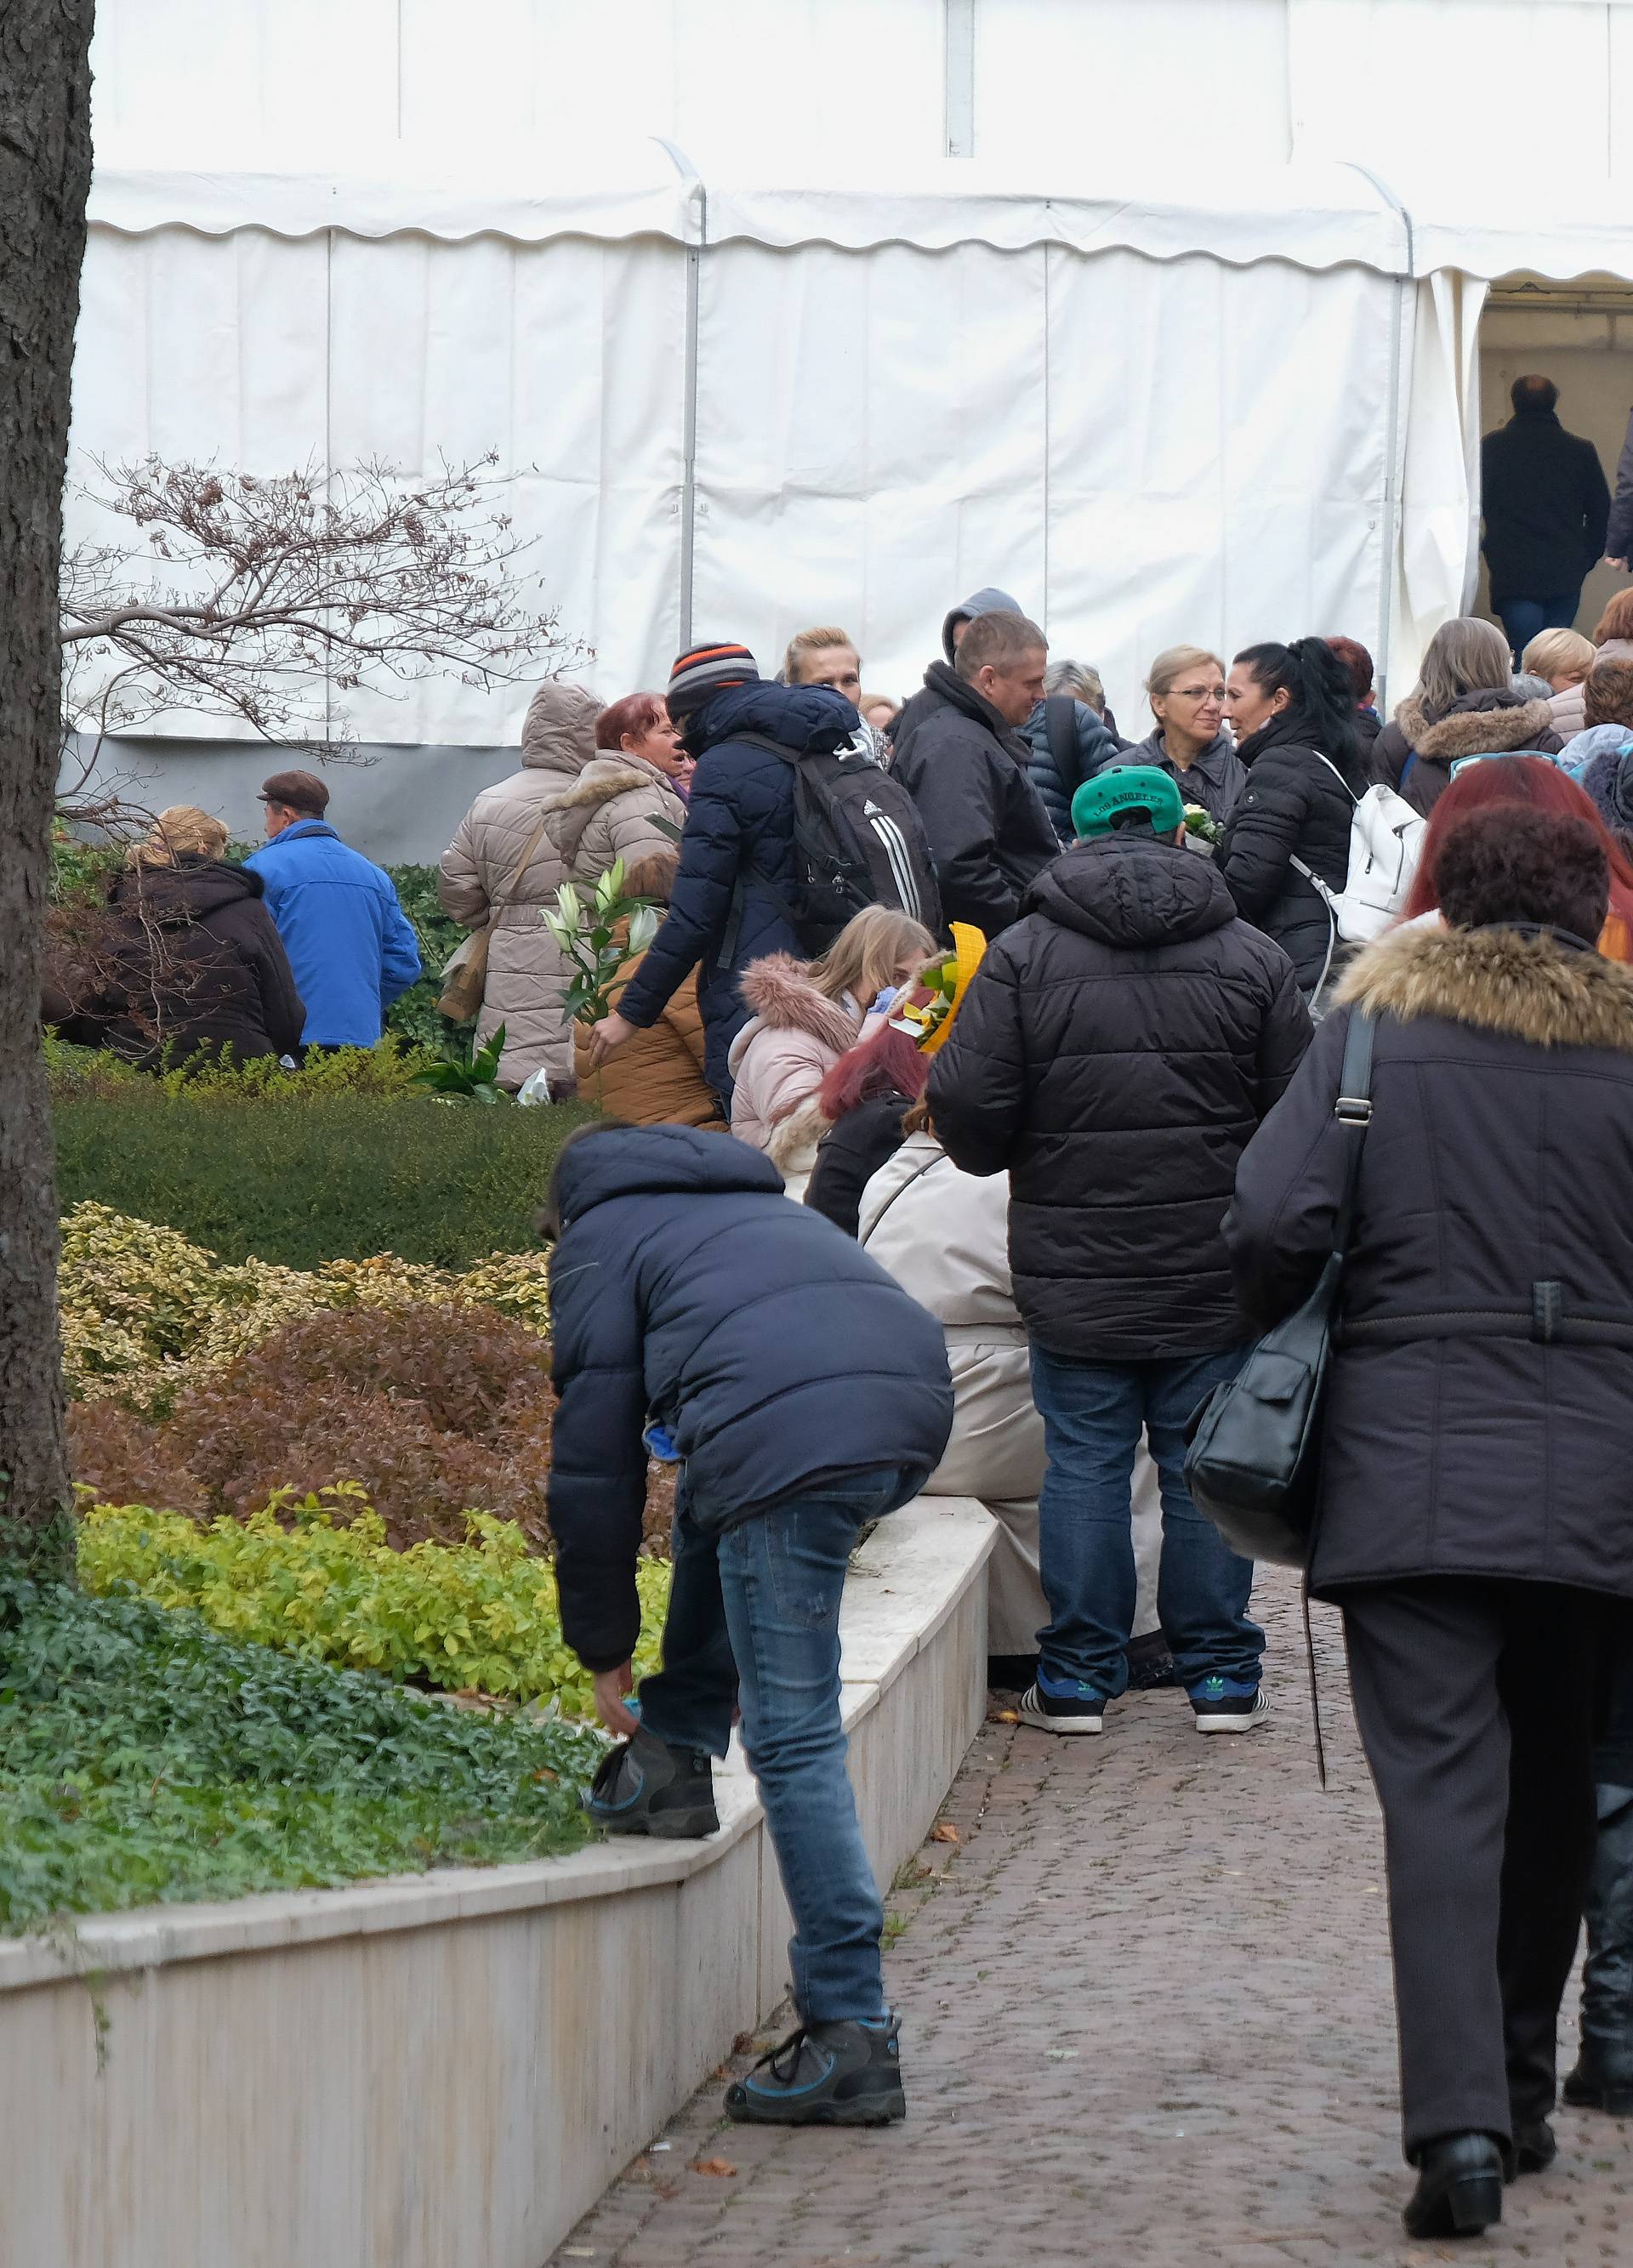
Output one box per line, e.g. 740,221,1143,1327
1189,1676,1269,1733
583,1725,719,1839
1018,1680,1105,1735
725,2012,905,2126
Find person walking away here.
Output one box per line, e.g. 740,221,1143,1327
1128,645,1246,823
889,584,1025,769
547,1121,953,2124
1216,639,1368,1004
1372,617,1562,816
726,906,933,1199
891,611,1058,935
70,805,304,1071
1021,659,1123,841
1481,373,1610,653
1327,635,1383,752
1608,401,1633,572
566,692,719,1126
782,625,890,765
245,770,419,1051
1226,807,1633,2238
927,765,1311,1733
1522,627,1596,740
584,643,924,1108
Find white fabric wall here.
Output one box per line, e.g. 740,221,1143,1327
1392,274,1489,699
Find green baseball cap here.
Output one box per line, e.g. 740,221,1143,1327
1070,765,1186,841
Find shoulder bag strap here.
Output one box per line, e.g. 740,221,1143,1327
858,1151,947,1248
496,805,557,912
1044,695,1080,788
1333,1006,1377,1251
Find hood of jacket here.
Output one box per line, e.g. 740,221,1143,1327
110,855,264,924
1234,708,1349,774
1024,831,1238,948
1396,686,1556,764
725,953,859,1071
688,678,857,758
554,1122,783,1225
521,681,604,776
1578,736,1633,829
941,585,1024,662
1336,922,1633,1052
1563,721,1633,773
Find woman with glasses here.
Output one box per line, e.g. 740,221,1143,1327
1129,645,1246,821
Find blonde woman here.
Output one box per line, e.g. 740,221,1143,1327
782,625,888,763
67,806,304,1070
727,905,935,1198
1129,645,1244,821
1522,627,1596,740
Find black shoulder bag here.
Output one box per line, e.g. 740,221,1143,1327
1183,1007,1377,1568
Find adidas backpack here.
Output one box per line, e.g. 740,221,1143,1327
739,732,942,948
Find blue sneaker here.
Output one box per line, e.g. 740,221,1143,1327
1188,1675,1269,1734
1018,1675,1106,1736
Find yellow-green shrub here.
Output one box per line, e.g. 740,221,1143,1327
78,1490,669,1715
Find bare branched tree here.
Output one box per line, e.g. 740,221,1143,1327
58,451,587,821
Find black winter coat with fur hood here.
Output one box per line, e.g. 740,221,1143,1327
1226,923,1633,1602
926,833,1312,1361
1215,713,1360,994
1371,686,1563,816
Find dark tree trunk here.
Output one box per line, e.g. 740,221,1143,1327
0,1,94,1575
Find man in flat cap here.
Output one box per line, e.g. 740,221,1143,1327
245,770,421,1051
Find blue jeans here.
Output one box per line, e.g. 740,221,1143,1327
1029,1346,1265,1699
637,1465,914,2023
1496,593,1581,656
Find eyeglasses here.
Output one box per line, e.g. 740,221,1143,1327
1168,685,1225,702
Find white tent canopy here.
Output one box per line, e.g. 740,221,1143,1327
68,139,1633,846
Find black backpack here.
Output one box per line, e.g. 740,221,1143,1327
736,732,942,951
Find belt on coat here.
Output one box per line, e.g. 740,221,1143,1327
942,1322,1031,1349
1339,1281,1633,1350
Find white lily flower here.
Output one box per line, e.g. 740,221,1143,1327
626,904,659,956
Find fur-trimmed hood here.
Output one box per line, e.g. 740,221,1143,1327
730,954,859,1058
1336,921,1633,1053
1392,688,1557,765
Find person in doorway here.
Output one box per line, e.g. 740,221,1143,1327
926,764,1310,1736
547,1121,953,2126
1327,634,1383,751
245,770,420,1050
1372,617,1562,816
1480,374,1610,655
889,584,1026,767
891,610,1059,935
1128,644,1246,822
1216,639,1368,1003
1021,658,1123,841
1226,806,1633,2239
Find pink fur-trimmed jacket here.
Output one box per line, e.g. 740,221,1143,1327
725,954,861,1192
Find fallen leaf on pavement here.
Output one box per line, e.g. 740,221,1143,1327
930,1822,960,1844
993,1708,1020,1723
693,2157,737,2177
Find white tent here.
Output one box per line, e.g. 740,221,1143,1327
69,136,1633,850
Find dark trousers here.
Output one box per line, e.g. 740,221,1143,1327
1342,1578,1621,2156
1495,591,1582,654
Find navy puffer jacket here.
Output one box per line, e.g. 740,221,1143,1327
547,1125,954,1670
1021,697,1121,841
614,680,858,1098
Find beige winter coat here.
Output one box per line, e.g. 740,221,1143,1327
858,1133,1160,1653
726,955,861,1200
438,683,686,1090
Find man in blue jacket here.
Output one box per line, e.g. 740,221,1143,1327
244,770,421,1049
546,1121,953,2126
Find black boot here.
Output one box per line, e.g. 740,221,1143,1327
1566,1782,1633,2114
1402,2134,1505,2239
724,2013,906,2126
1504,2118,1556,2178
583,1725,719,1839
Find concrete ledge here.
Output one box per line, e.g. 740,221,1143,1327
0,1497,993,2268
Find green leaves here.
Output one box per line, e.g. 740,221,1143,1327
542,867,665,1029
409,1024,509,1103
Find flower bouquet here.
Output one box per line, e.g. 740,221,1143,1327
887,922,987,1055
541,859,662,1026
1183,804,1223,856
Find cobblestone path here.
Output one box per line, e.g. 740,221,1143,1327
551,1572,1633,2266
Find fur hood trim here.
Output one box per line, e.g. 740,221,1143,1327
1336,923,1633,1054
766,1094,831,1173
551,755,680,813
735,954,860,1052
1393,693,1556,764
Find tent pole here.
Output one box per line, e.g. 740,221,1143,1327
945,0,976,157
655,139,705,651
1344,163,1414,713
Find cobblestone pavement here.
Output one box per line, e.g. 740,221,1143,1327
550,1571,1633,2267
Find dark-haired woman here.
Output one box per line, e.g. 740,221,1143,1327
803,1024,931,1237
1216,638,1367,1003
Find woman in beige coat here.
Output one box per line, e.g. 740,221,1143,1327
438,681,686,1093
858,1125,1164,1663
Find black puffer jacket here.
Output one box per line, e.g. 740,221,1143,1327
804,1092,914,1237
77,857,304,1071
1216,713,1360,993
925,834,1311,1361
547,1125,954,1669
1372,687,1562,817
891,662,1059,936
1226,923,1633,1603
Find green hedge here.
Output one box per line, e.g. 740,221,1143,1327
52,1088,597,1269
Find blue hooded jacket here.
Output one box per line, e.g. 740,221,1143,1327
244,821,422,1047
547,1124,954,1670
612,680,858,1099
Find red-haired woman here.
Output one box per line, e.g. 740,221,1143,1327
1400,753,1633,961
803,1024,932,1237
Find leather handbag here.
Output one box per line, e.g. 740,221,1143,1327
436,804,557,1021
1183,1007,1377,1567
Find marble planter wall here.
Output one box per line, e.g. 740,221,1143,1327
0,1498,993,2268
